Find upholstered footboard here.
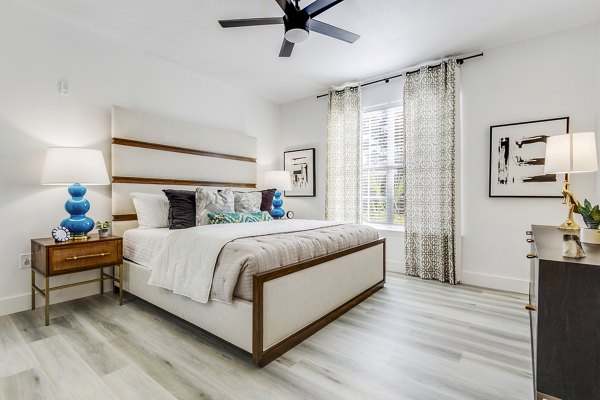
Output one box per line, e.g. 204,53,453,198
252,238,386,366
120,238,385,367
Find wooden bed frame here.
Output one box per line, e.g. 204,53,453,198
111,106,386,366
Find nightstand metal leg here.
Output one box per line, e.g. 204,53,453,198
100,268,104,295
44,276,50,326
31,270,35,310
118,264,124,305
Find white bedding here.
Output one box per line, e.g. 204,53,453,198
123,228,173,268
147,219,340,303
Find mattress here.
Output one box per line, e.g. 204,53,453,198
123,228,173,268
123,221,379,303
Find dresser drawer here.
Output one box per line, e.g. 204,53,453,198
48,240,122,274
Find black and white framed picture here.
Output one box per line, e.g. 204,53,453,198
489,117,569,197
284,148,316,197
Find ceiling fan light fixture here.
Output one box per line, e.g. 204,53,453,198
285,28,309,43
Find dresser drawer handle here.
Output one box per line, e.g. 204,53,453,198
66,252,111,261
526,238,534,243
526,253,537,259
526,230,533,235
525,304,536,311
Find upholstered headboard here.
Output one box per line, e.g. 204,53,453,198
111,106,257,235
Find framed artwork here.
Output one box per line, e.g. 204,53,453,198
489,117,569,198
284,148,315,197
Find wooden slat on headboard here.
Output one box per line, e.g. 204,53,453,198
112,176,256,188
112,138,257,163
113,214,137,222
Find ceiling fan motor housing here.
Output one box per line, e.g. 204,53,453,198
284,12,309,43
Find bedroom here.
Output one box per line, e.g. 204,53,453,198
0,0,599,399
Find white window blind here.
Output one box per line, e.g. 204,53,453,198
360,105,405,225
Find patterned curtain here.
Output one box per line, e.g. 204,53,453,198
404,59,457,284
326,86,361,223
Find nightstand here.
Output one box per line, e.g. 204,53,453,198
31,235,123,326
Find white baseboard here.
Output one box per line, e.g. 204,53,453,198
386,259,405,273
461,270,529,294
0,282,113,317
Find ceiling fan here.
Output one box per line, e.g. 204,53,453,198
218,0,360,57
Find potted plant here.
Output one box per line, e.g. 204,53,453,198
576,200,600,244
95,220,111,238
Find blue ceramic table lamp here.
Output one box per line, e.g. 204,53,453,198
264,171,293,219
41,148,110,240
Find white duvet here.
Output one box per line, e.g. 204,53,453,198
147,219,340,303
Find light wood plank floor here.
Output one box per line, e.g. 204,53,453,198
0,273,533,400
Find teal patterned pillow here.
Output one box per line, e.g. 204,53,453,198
241,211,273,222
207,212,243,224
208,211,272,224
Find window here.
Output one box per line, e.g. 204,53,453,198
360,104,405,226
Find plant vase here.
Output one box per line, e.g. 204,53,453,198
576,200,600,244
98,229,109,238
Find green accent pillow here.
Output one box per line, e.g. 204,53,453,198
207,211,273,224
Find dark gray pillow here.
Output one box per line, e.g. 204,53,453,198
260,189,276,214
163,189,196,229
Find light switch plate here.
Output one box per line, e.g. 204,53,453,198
59,79,69,96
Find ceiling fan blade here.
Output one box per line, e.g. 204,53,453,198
219,17,284,28
279,39,295,57
303,0,345,18
308,19,360,43
274,0,294,14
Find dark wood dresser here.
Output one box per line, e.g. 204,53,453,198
528,225,600,400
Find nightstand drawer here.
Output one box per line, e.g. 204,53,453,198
49,240,121,274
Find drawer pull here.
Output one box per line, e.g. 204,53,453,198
526,230,533,236
525,304,536,311
526,253,537,259
526,238,534,243
66,252,111,261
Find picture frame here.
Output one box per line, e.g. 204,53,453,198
489,117,569,198
284,148,316,197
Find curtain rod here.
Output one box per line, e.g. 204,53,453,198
316,52,483,99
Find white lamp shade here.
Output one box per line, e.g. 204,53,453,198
41,147,110,185
544,132,598,174
264,170,292,191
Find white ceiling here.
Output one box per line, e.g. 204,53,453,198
19,0,600,103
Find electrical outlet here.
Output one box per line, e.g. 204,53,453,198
19,254,31,269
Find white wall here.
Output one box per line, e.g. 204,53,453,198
281,23,600,288
0,1,280,316
461,22,599,293
280,96,328,220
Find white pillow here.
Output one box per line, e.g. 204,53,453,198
195,187,235,225
234,191,262,213
130,192,169,229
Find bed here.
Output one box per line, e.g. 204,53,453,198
111,106,386,366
